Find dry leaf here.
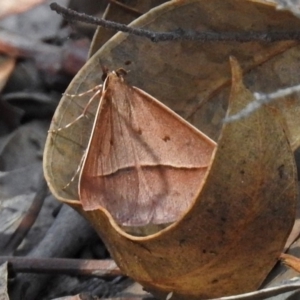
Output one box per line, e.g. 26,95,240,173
71,0,300,151
0,0,69,41
43,0,299,298
280,253,300,273
0,121,47,252
89,0,169,58
44,0,300,203
43,54,297,299
0,55,21,134
0,56,15,91
0,0,46,19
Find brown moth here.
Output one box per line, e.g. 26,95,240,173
78,70,216,226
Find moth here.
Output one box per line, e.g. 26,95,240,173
59,70,216,226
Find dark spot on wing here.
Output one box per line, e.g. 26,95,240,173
136,128,142,135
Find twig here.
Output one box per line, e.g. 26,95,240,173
1,256,121,278
206,280,300,300
9,205,98,300
224,83,300,123
50,2,300,43
3,176,48,255
0,30,87,75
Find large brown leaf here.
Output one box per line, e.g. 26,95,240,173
44,0,300,203
43,0,298,298
50,0,300,149
89,0,169,58
43,55,297,298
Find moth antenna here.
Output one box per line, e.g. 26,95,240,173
115,68,128,77
63,150,87,190
64,84,103,98
49,88,103,133
49,114,85,133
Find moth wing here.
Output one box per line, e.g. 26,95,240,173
79,73,216,226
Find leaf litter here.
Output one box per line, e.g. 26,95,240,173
2,0,300,299
0,0,131,299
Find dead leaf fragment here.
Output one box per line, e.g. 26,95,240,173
280,253,300,273
45,0,300,204
52,0,300,151
0,0,46,19
0,55,21,134
0,56,15,91
43,54,297,299
89,0,169,57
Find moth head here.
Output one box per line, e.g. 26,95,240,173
102,67,128,85
115,68,128,78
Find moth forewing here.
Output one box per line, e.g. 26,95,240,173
78,71,216,227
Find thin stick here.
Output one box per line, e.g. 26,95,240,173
207,281,300,300
1,256,122,278
50,2,300,43
224,83,300,123
9,206,99,300
3,176,48,255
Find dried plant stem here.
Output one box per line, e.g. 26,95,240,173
1,256,121,277
224,83,300,123
50,2,300,43
3,176,48,255
208,281,300,300
9,205,98,300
